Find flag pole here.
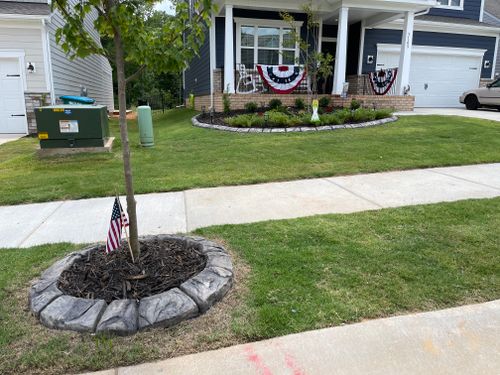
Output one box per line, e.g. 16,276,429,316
116,191,135,264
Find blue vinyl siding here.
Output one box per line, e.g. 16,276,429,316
185,27,211,97
428,0,482,20
362,28,496,78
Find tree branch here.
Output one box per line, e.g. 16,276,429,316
125,65,146,83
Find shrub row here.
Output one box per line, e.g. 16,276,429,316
225,108,393,128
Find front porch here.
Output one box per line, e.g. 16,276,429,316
189,0,437,112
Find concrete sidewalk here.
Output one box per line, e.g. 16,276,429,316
0,134,23,146
85,299,500,375
2,163,500,248
396,107,500,121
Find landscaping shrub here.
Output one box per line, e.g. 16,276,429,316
350,99,361,110
268,98,283,111
320,113,341,125
319,96,331,108
226,114,265,128
375,108,393,119
223,92,231,114
267,110,290,127
295,98,306,110
352,108,376,122
245,101,258,113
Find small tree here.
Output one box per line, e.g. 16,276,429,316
53,0,214,259
281,2,333,98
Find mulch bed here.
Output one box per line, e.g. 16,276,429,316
197,107,345,127
58,238,207,303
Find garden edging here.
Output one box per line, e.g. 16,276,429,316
192,115,399,133
28,235,233,336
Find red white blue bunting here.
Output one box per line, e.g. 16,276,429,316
256,65,306,94
368,68,398,96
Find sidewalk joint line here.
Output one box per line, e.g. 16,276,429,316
183,191,190,233
323,178,384,209
18,201,66,247
426,169,500,192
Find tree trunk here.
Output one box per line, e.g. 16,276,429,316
114,30,140,260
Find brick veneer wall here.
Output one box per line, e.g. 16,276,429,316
25,93,51,134
190,93,415,112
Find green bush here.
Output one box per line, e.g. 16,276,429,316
352,108,376,122
294,98,306,110
334,108,352,123
267,110,290,127
223,93,231,114
226,114,265,128
319,96,331,108
268,98,283,110
374,108,393,119
245,101,258,113
320,113,341,125
350,99,361,110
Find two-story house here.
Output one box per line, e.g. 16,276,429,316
184,0,500,110
0,0,114,135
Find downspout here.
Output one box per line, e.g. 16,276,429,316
42,18,56,105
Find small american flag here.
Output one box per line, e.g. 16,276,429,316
106,197,129,253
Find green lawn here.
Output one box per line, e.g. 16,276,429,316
0,110,499,205
1,198,499,374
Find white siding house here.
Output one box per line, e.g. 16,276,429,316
0,0,114,134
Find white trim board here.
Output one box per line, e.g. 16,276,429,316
377,19,500,37
377,44,487,58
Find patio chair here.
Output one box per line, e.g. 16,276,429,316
236,64,257,94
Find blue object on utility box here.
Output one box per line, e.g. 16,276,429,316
60,95,95,105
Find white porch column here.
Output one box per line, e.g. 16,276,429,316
332,7,349,95
317,19,323,53
397,11,414,95
209,13,216,108
224,5,235,93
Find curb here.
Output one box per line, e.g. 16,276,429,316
192,115,399,133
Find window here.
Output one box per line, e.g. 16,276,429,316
236,19,301,67
436,0,463,9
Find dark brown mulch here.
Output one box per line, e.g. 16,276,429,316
58,238,207,303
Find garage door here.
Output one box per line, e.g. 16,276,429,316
0,58,28,134
376,45,485,108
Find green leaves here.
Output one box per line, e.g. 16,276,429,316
52,0,215,80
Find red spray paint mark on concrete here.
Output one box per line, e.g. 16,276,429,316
244,345,273,375
284,352,307,375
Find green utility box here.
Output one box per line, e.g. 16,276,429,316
35,105,109,149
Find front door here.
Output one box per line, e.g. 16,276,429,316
0,58,28,134
320,41,336,94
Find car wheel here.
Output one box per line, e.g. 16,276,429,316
465,95,479,110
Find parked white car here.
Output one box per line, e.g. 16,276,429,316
460,78,500,110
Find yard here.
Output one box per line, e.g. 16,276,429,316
0,109,499,206
0,197,499,374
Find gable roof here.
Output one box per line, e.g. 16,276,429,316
0,1,50,16
485,0,500,19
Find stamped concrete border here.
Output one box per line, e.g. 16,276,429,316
29,235,233,336
192,115,398,133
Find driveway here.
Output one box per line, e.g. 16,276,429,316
396,107,500,121
0,134,23,146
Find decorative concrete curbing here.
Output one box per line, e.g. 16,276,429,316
28,235,233,336
192,115,398,133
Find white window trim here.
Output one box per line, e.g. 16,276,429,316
234,17,303,67
434,0,464,11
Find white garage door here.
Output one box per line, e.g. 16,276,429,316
376,45,485,108
0,58,28,134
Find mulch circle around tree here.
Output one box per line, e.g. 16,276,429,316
58,238,207,303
